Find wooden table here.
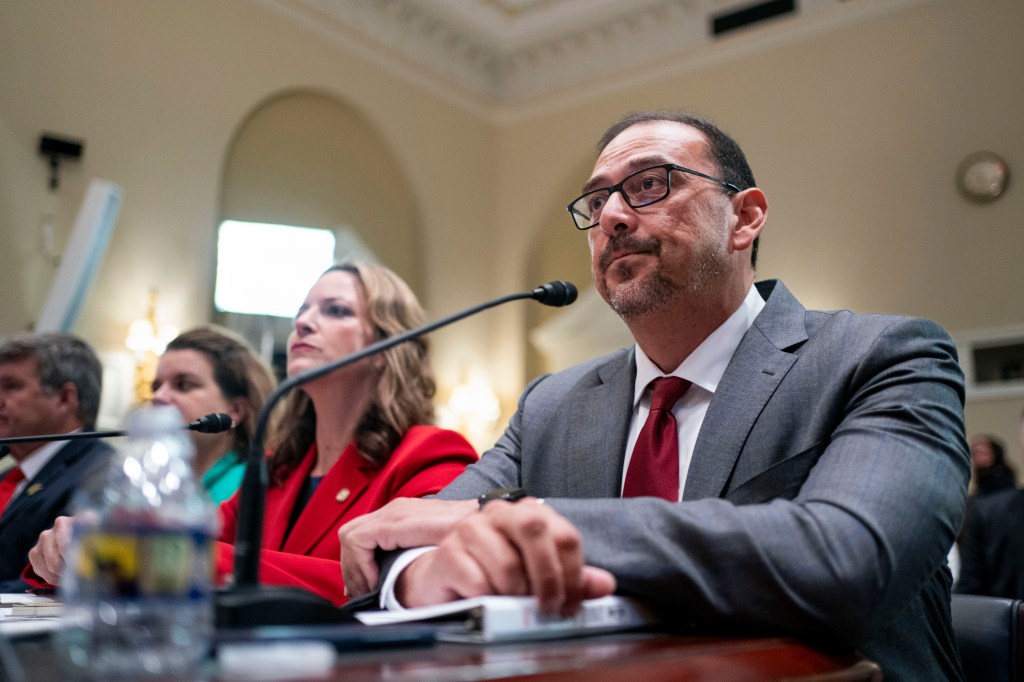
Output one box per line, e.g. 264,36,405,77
325,630,881,681
3,628,881,681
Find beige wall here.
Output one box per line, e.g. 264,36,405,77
0,0,492,344
221,90,423,290
1,0,1022,465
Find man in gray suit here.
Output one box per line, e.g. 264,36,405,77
339,112,969,680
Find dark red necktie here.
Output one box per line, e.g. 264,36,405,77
0,466,26,517
623,377,691,501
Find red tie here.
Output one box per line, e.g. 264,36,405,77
623,377,691,501
0,466,26,517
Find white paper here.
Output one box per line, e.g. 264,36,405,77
356,595,658,643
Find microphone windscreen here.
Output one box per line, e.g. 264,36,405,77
189,413,234,434
532,281,578,307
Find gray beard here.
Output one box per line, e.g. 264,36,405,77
603,229,730,321
607,261,675,319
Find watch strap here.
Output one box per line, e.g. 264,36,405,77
478,486,529,509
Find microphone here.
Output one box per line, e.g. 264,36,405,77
219,281,578,628
188,413,234,434
531,280,578,307
0,412,233,448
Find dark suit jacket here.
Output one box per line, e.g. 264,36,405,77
0,438,113,591
436,280,969,681
956,487,1024,599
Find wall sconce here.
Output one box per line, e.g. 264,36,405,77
125,289,178,404
438,376,501,452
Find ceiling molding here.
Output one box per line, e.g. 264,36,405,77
259,0,939,122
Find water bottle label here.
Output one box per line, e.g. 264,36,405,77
75,528,212,598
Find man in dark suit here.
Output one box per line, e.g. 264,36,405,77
0,332,112,592
956,410,1024,598
349,112,967,680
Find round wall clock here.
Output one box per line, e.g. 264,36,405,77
956,151,1009,203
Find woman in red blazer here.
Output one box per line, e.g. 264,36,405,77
24,263,475,606
214,262,477,605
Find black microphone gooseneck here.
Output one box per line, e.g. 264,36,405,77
0,414,234,460
0,413,234,448
219,281,577,627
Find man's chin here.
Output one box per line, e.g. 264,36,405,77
607,277,673,319
599,260,644,295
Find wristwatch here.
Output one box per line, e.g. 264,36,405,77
478,486,529,509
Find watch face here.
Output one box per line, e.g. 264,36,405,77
957,151,1009,202
479,486,528,508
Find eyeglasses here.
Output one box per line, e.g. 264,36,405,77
566,163,741,231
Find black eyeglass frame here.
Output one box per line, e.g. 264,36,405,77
566,163,742,231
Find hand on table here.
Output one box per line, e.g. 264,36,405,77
397,498,616,617
338,497,478,597
27,514,75,585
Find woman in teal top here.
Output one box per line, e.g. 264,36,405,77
200,447,246,505
151,327,276,504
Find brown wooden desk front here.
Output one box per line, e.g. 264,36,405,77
6,629,881,680
327,630,881,681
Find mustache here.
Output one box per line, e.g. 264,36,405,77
598,234,662,273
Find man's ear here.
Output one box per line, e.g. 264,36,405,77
55,382,80,420
729,187,767,253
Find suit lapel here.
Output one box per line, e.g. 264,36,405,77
683,281,808,501
0,440,87,523
560,350,635,498
263,447,316,551
282,443,371,555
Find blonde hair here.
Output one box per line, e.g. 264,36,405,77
266,262,435,481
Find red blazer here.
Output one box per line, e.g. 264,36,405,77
215,425,476,605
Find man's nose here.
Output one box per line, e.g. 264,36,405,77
597,190,635,235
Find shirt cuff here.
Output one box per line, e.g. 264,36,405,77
379,546,437,611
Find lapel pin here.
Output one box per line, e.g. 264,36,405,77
26,484,43,496
335,488,350,503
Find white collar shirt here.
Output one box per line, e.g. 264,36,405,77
381,285,767,610
622,285,765,499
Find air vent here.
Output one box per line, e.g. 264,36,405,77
711,0,797,37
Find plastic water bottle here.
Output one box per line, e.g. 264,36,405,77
57,405,219,679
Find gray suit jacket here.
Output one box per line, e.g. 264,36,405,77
437,280,969,681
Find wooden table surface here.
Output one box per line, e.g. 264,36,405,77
325,630,882,681
3,627,882,681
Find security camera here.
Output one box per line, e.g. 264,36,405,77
39,132,85,190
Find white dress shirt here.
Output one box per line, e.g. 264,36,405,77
624,284,765,498
381,285,765,609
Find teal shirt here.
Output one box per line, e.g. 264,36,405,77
202,450,245,505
